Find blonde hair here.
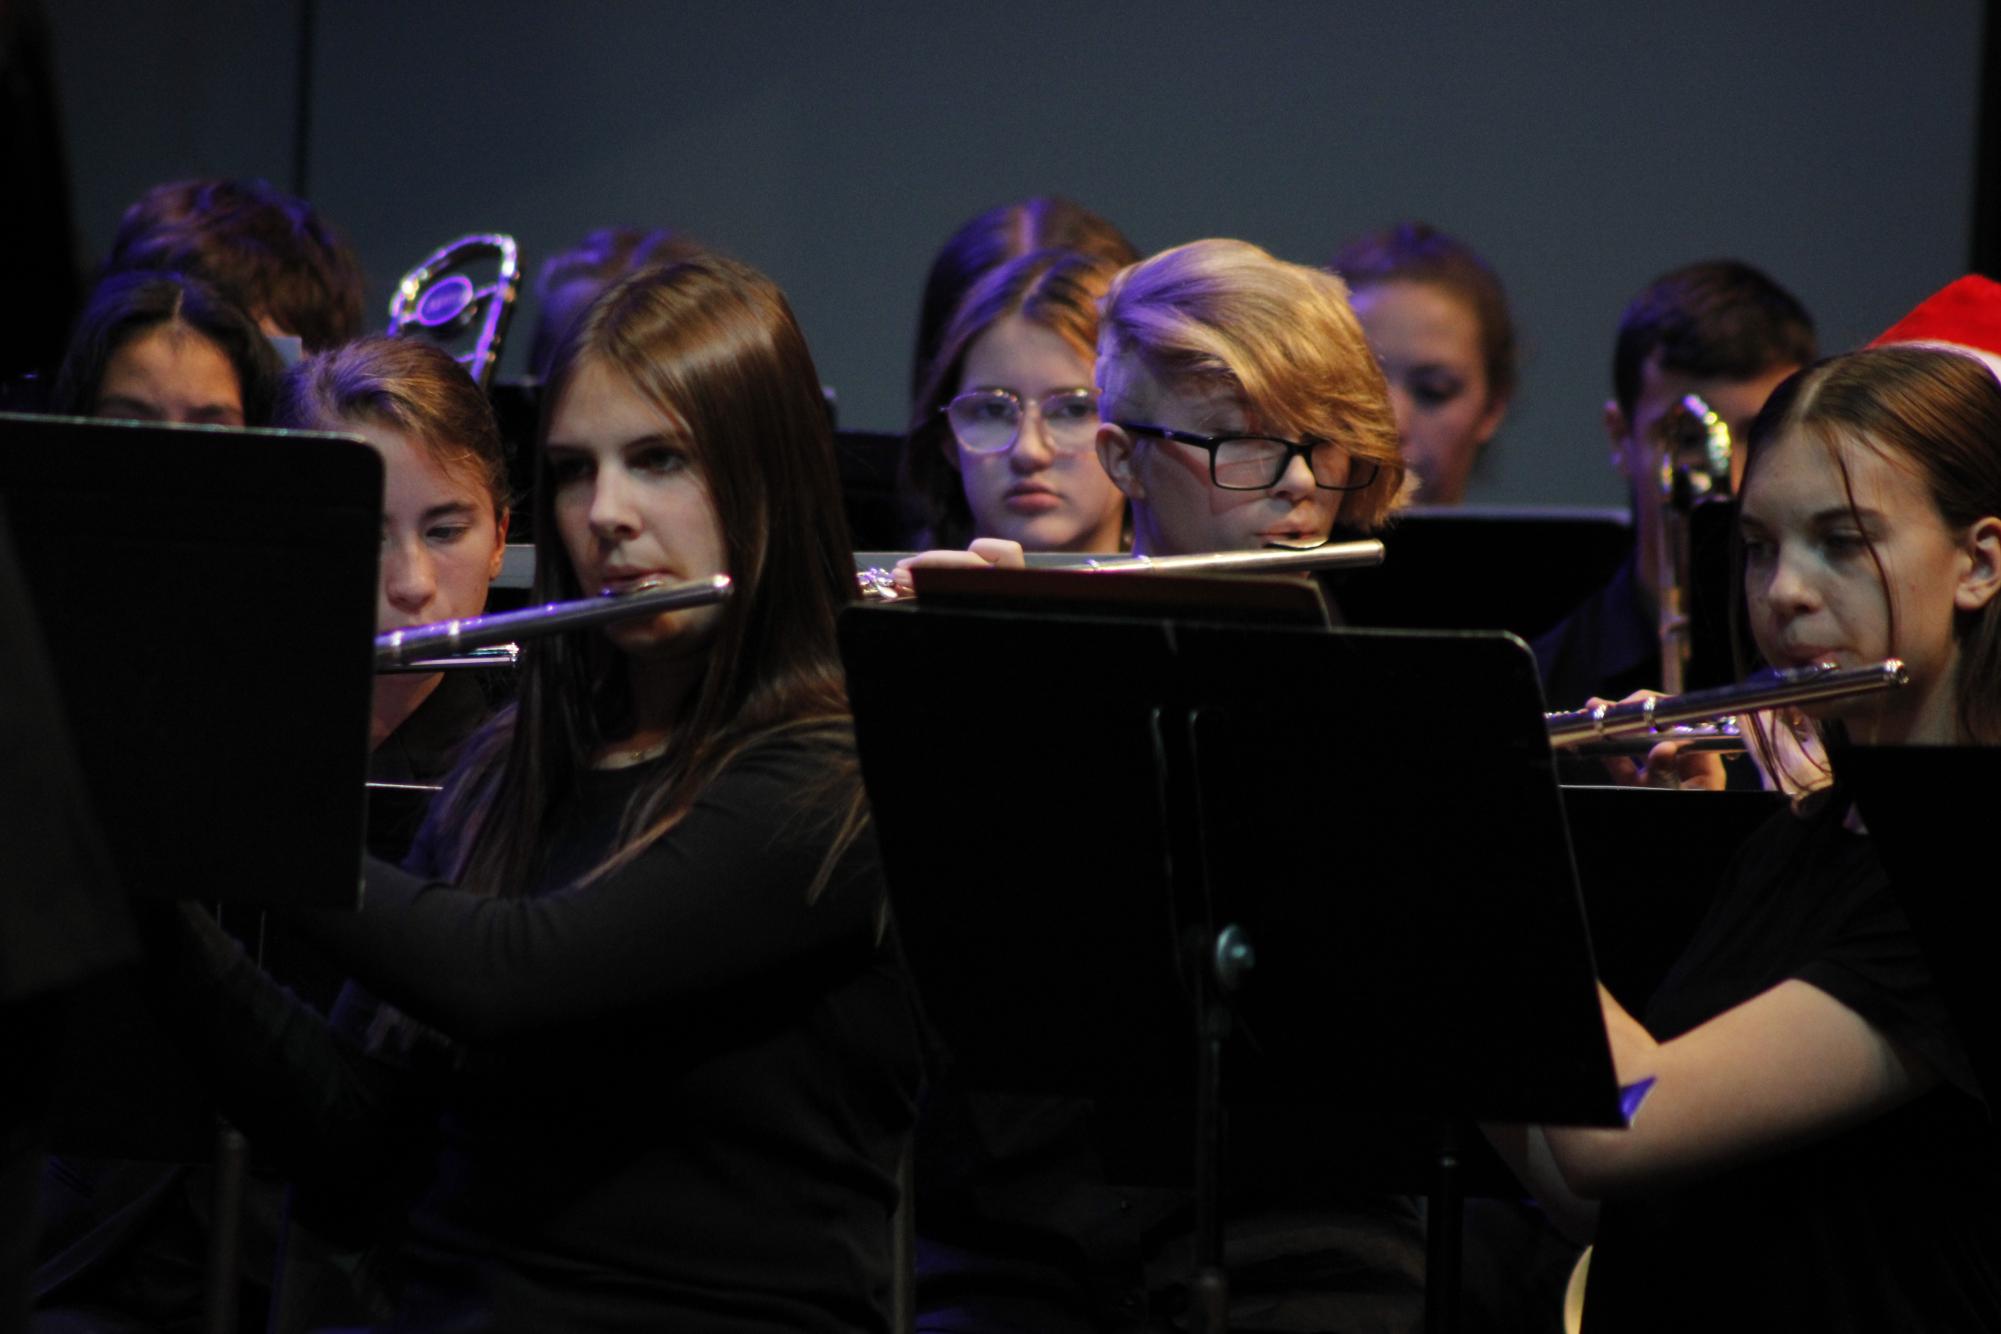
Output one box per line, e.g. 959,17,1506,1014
1096,238,1405,531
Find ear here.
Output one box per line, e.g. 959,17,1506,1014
1473,393,1511,447
1954,515,2001,613
486,510,511,582
1603,399,1631,475
1097,423,1145,501
939,430,962,474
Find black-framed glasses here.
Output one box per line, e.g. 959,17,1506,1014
1114,422,1380,492
943,388,1100,455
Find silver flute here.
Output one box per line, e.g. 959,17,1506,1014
1544,658,1908,748
375,574,734,672
854,539,1386,602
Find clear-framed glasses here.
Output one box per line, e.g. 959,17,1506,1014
1113,422,1381,492
943,387,1101,455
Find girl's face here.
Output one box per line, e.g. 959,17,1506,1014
947,314,1125,553
545,358,727,661
1739,428,1998,744
1348,280,1504,506
352,421,507,635
94,324,246,426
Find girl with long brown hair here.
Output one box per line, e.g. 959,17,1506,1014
164,254,922,1333
1494,345,2001,1331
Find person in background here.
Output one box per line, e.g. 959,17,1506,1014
101,178,366,361
903,248,1127,552
50,269,281,425
1330,221,1516,506
524,227,707,379
274,335,512,781
910,197,1137,403
1532,260,1816,710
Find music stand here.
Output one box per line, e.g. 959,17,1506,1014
0,414,380,909
1333,506,1630,642
840,576,1620,1334
1837,745,2001,1106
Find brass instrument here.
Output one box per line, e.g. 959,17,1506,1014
1545,658,1907,749
1654,394,1734,694
853,540,1387,602
387,233,521,390
374,575,733,671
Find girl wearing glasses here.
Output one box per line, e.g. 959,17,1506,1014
903,248,1128,553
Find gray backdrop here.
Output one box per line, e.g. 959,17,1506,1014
47,1,1983,507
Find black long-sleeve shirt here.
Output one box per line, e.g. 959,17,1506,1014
170,737,924,1333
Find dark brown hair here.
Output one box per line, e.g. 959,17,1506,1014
440,253,862,897
273,334,509,522
51,269,281,422
1735,345,2001,745
527,227,708,377
910,197,1137,402
1613,260,1815,421
104,178,366,352
903,247,1120,547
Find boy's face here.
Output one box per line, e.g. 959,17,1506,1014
1095,361,1340,557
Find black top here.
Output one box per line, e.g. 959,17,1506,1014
1583,792,2001,1332
1530,556,1659,715
170,736,924,1333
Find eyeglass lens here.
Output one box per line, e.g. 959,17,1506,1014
947,389,1100,454
1211,438,1377,491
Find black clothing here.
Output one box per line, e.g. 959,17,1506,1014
167,738,923,1333
1583,792,2001,1332
1530,557,1658,715
31,673,503,1334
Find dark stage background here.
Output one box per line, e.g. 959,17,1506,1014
41,0,1987,508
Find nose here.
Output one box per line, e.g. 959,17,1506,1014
1757,542,1821,622
1268,448,1317,500
587,463,641,540
382,537,437,616
1008,403,1056,470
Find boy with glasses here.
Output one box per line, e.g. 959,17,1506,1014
1093,236,1403,556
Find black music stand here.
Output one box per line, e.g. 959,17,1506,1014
1837,745,2001,1106
1333,506,1631,642
2,415,380,1334
0,505,128,1334
0,413,379,909
840,574,1621,1334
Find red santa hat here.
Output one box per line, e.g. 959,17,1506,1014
1869,274,2001,379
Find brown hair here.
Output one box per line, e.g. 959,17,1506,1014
1097,238,1406,532
104,178,366,352
52,269,281,422
911,197,1138,401
903,247,1120,547
1330,221,1518,405
1613,260,1816,421
273,335,509,523
528,227,708,377
1737,345,2001,745
441,253,862,898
